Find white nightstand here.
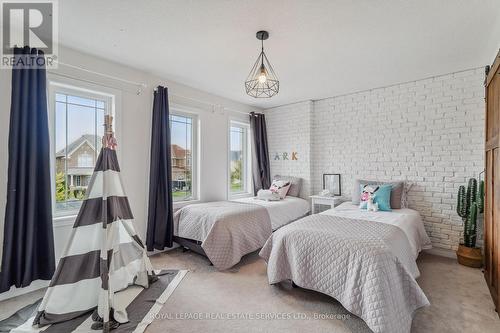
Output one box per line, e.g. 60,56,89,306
310,195,344,214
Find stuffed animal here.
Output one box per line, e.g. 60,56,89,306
360,185,379,212
256,189,280,201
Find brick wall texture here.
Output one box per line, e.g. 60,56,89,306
265,68,485,251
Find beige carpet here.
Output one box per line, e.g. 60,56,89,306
1,250,499,332
145,250,500,333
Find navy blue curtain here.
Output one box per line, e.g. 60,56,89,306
250,112,271,195
146,86,174,251
0,47,55,292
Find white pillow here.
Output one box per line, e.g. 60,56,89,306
273,175,302,197
270,180,291,199
256,189,281,201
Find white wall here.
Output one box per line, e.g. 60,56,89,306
0,46,259,299
265,101,313,199
265,68,485,253
0,67,11,265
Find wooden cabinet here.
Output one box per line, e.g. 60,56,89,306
485,50,500,315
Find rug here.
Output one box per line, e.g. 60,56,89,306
0,270,187,333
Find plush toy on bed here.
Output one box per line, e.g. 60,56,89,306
359,185,379,212
256,180,291,201
256,189,281,201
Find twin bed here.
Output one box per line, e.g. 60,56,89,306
260,202,432,333
173,195,310,269
173,177,432,333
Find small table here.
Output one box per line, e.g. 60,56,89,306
310,195,344,214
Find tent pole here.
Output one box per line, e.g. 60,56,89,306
103,115,117,149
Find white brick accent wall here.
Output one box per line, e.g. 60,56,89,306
266,68,485,251
266,101,313,199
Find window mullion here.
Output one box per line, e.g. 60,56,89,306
64,95,68,206
94,99,97,161
243,128,246,193
191,118,194,200
185,119,188,200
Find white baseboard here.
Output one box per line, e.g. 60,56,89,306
423,247,457,259
146,243,180,256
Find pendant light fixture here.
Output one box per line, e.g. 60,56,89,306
245,30,279,98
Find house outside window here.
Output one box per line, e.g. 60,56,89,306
170,112,197,202
78,152,94,167
50,82,114,217
229,121,251,196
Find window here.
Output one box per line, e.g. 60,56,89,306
229,121,251,195
75,175,82,187
50,84,112,216
170,113,197,202
78,152,93,167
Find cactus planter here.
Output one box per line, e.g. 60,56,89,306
456,178,484,268
456,245,482,268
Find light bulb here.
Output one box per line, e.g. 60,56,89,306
258,73,267,83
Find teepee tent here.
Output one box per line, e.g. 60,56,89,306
34,116,155,332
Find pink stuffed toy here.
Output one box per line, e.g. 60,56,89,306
360,185,380,212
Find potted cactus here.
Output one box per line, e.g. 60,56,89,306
456,178,484,268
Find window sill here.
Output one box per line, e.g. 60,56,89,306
52,199,203,226
52,214,77,228
229,192,254,200
173,199,200,211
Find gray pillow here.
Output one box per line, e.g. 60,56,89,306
273,175,302,197
352,179,404,209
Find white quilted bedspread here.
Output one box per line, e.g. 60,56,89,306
233,196,310,230
174,201,272,270
259,214,430,333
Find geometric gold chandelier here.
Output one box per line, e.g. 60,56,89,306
245,30,279,98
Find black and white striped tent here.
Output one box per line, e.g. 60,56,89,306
33,125,155,332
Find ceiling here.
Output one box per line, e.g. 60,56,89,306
59,0,500,108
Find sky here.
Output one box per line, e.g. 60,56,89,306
230,127,243,152
55,98,103,152
55,94,243,155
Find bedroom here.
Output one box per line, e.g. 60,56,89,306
0,0,499,332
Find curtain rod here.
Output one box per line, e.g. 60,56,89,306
171,94,252,116
156,88,255,116
47,70,144,95
51,61,256,115
55,61,147,90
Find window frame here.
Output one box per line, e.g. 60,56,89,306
228,120,252,198
47,76,120,221
169,108,199,203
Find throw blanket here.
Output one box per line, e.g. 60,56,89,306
174,201,272,270
259,214,429,333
